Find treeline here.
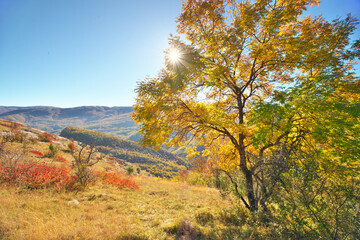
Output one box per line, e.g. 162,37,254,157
60,127,187,178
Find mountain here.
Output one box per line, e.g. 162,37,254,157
0,106,139,141
0,106,45,114
60,126,188,178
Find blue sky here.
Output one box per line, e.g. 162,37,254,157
0,0,359,108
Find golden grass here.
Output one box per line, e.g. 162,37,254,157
0,177,240,240
0,119,259,239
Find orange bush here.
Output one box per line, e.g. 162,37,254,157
95,171,139,190
67,142,76,152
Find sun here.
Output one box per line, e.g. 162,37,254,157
166,47,182,65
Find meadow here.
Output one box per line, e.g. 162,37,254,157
0,119,275,240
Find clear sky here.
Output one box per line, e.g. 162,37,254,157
0,0,359,108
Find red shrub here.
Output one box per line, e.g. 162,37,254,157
54,156,68,163
0,162,77,191
95,171,139,190
38,132,57,142
29,150,43,157
0,121,23,129
0,123,12,128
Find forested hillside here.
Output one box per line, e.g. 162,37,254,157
60,126,188,178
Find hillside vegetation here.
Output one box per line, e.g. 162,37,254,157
0,106,139,141
0,119,278,240
60,126,188,178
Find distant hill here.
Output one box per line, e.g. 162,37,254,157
0,106,140,141
60,126,188,178
0,106,45,114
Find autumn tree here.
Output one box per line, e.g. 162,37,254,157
132,0,359,212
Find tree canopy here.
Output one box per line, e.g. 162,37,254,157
133,0,359,223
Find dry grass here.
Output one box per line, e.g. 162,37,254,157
0,120,261,239
0,177,241,240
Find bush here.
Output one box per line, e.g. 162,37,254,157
67,142,76,153
95,171,139,190
38,132,56,142
29,150,43,157
126,166,134,175
47,143,58,158
54,156,68,163
0,162,77,190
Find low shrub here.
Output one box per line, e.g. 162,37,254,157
126,166,134,175
38,132,56,142
54,156,68,163
0,162,77,191
95,171,139,190
47,143,58,158
67,142,76,153
29,150,43,157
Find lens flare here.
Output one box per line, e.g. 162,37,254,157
167,47,182,65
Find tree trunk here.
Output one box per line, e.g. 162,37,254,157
239,134,257,211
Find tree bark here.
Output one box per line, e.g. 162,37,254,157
238,134,257,211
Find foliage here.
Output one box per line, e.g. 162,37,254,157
54,155,68,163
0,162,77,190
95,171,139,190
252,74,360,238
0,120,23,129
126,166,134,175
67,141,76,153
273,156,360,239
29,150,43,157
47,143,58,158
38,132,56,142
132,0,359,214
0,120,26,143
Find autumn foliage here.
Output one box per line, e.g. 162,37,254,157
95,171,139,190
54,155,68,163
0,162,77,190
38,132,57,142
0,120,23,129
29,150,43,157
67,142,76,152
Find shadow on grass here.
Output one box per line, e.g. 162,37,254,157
116,235,148,240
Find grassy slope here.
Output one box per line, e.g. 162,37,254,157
0,119,264,239
0,119,276,240
0,179,246,240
